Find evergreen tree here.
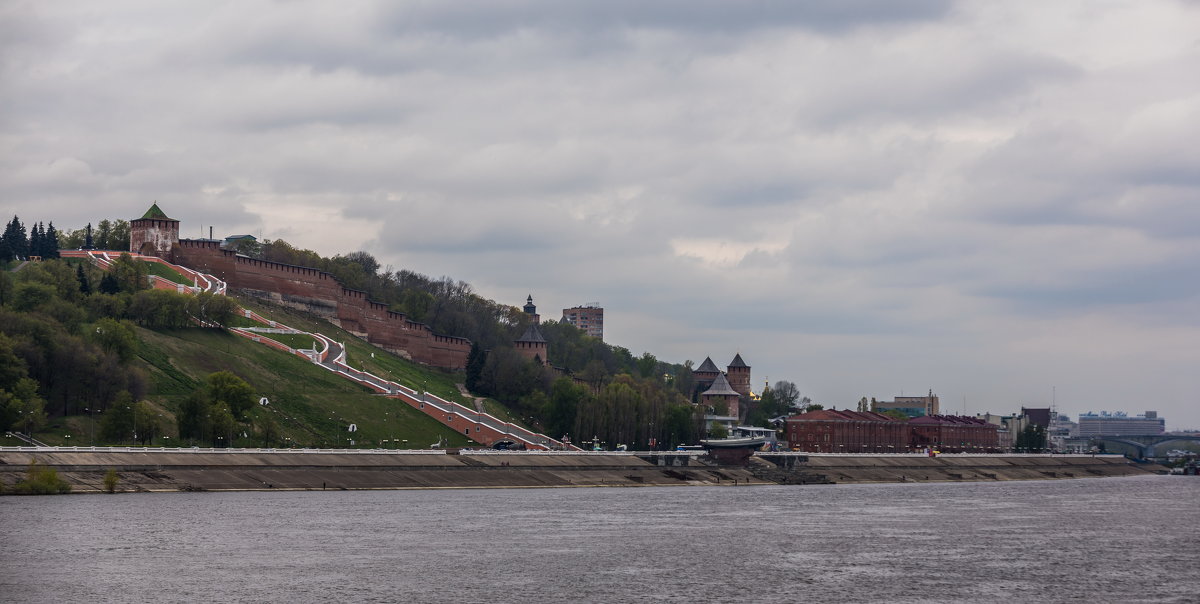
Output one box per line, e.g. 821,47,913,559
98,273,119,295
3,216,28,260
76,265,91,294
28,222,42,258
44,222,60,258
464,342,485,392
84,222,94,249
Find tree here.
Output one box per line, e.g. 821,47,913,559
110,253,149,292
109,220,131,251
99,392,136,443
635,352,658,379
1,378,46,435
90,318,139,362
76,265,91,294
12,282,56,312
209,402,235,447
544,377,584,440
464,342,485,393
3,216,28,260
256,414,281,448
206,371,255,419
177,391,211,444
133,401,161,445
42,222,60,258
96,219,112,250
1015,424,1047,452
98,273,119,295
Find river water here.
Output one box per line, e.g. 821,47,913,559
2,475,1197,603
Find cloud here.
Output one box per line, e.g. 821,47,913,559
2,0,1199,428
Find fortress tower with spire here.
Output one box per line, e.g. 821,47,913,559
691,353,752,417
129,202,179,260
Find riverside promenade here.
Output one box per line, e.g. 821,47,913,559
0,448,1158,493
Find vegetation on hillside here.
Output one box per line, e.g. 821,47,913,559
5,212,813,450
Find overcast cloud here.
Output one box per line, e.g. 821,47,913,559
3,0,1198,429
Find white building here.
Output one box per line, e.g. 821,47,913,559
1077,411,1164,437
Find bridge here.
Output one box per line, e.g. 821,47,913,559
1090,435,1200,459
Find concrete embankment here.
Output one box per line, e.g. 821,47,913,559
796,454,1160,483
0,449,1159,493
0,449,760,493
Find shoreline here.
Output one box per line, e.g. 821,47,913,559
0,448,1162,494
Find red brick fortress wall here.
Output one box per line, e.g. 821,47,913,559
175,239,469,370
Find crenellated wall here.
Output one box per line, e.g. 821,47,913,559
174,239,469,369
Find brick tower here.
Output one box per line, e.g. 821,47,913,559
692,356,721,400
701,373,743,420
129,202,179,260
514,324,548,366
726,353,751,398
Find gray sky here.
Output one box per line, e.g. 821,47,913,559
3,1,1198,429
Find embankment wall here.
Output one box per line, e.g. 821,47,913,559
0,451,1161,493
796,454,1158,483
0,450,755,492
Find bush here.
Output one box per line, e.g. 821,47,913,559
103,468,119,494
12,459,72,495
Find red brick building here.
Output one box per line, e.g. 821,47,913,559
909,415,1000,453
785,409,909,453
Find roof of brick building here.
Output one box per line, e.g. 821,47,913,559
695,357,720,374
702,373,741,397
139,202,176,221
516,324,546,343
788,409,902,422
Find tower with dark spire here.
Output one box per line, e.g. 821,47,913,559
692,356,721,400
701,373,743,420
726,353,751,398
523,294,540,324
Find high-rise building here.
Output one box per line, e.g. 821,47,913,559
562,304,603,340
1077,411,1164,437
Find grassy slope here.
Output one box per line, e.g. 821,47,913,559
146,262,190,285
234,295,529,427
135,327,476,449
23,285,518,449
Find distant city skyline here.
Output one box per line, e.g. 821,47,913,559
3,1,1197,429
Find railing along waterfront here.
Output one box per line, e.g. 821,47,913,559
0,446,446,454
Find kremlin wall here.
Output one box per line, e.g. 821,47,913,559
130,205,470,370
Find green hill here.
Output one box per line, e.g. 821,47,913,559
3,267,489,449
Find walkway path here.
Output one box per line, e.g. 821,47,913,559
68,249,575,450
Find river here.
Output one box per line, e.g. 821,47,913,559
2,475,1196,603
